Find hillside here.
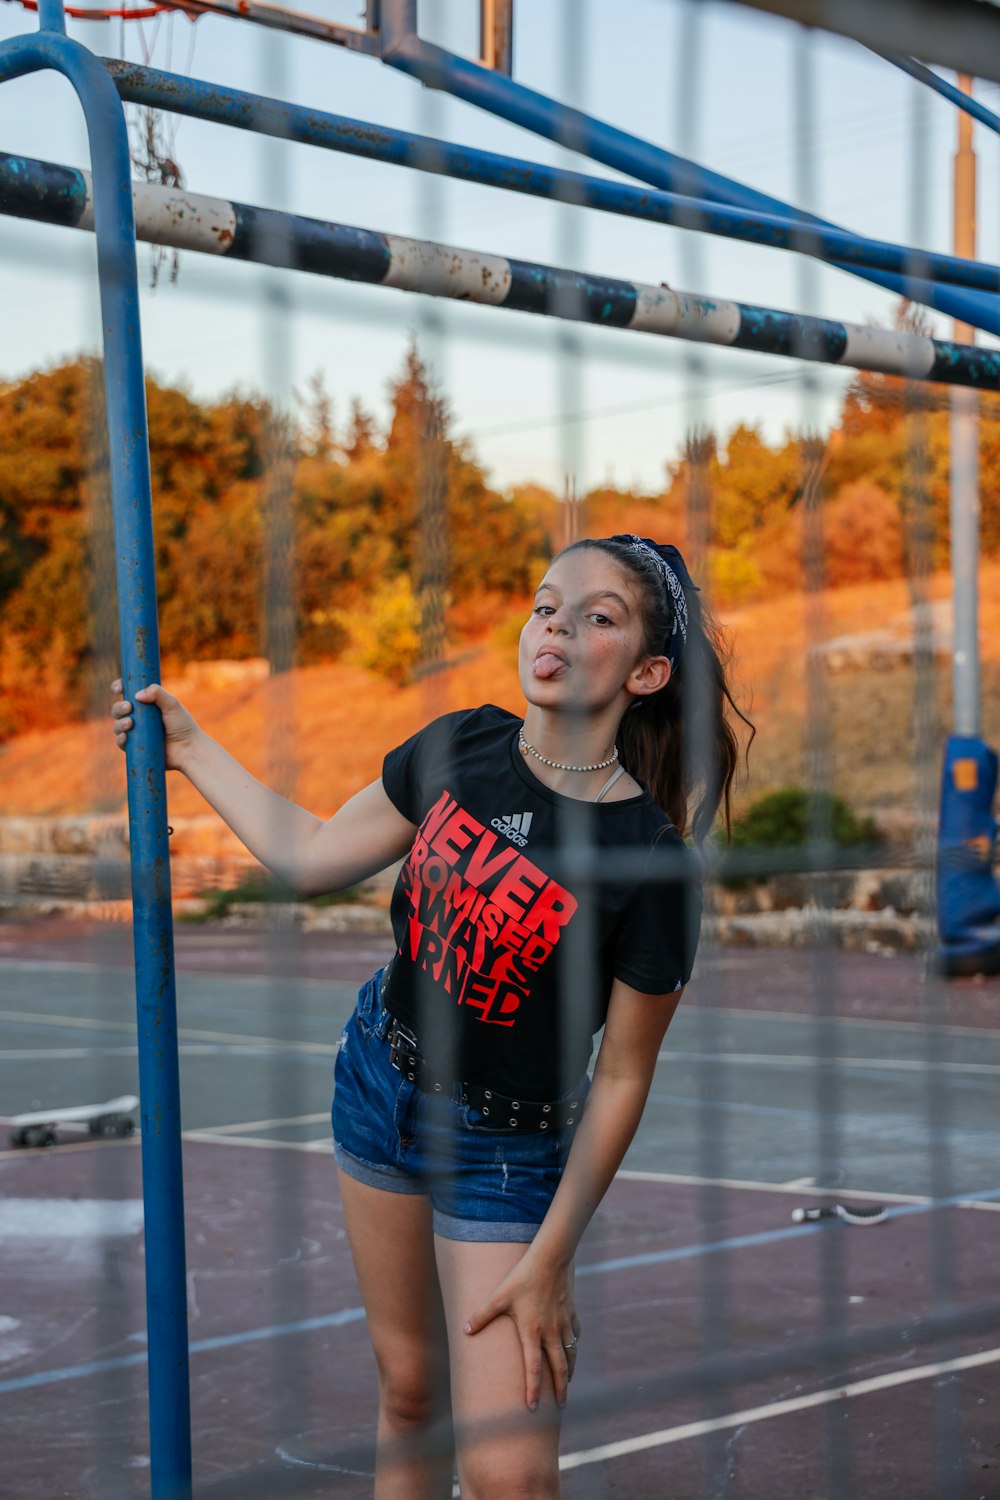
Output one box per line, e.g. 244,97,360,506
2,564,999,828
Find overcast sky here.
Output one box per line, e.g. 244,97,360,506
1,0,998,492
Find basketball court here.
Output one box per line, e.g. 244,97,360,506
2,925,998,1497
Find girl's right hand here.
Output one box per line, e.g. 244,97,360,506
110,680,199,772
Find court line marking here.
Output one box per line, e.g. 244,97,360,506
4,1186,997,1397
4,969,1000,1042
0,958,343,989
702,1002,1000,1042
658,1050,1000,1076
183,1132,331,1152
617,1169,1000,1212
643,1087,1000,1142
5,1005,996,1073
0,1009,340,1056
0,1045,285,1061
0,1307,368,1396
154,1136,1000,1214
575,1187,1000,1277
559,1344,1000,1472
187,1112,330,1136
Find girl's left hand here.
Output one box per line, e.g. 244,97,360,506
463,1253,581,1411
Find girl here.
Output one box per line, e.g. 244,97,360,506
111,534,748,1500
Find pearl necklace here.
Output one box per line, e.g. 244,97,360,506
518,729,619,773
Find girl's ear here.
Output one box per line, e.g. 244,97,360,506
627,655,671,700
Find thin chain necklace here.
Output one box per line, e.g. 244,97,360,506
518,728,619,774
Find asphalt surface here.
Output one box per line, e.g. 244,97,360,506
1,919,998,1498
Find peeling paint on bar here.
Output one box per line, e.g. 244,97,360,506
2,146,998,392
629,286,742,344
840,325,936,380
78,172,238,254
383,233,511,302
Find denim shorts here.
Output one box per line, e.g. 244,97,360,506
332,970,590,1243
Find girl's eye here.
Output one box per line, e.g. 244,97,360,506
533,605,554,616
590,613,612,626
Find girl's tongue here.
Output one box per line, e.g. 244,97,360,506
533,652,567,679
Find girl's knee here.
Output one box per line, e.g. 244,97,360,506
375,1346,449,1433
458,1446,559,1500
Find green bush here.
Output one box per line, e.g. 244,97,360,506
730,787,880,851
720,787,880,887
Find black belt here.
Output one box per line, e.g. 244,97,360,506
386,1015,584,1132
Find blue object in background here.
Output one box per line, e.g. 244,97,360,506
936,736,1000,976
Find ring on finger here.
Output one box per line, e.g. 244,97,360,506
562,1337,579,1353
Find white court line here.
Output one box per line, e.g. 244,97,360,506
164,1141,1000,1216
0,1008,340,1055
702,1002,1000,1043
658,1050,1000,1076
558,1344,1000,1472
5,963,1000,1041
617,1169,1000,1212
190,1112,330,1136
183,1132,331,1152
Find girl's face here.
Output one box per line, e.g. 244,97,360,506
518,548,668,714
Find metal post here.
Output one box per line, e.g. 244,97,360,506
951,75,980,738
0,30,192,1499
934,74,1000,978
480,0,513,75
36,0,66,32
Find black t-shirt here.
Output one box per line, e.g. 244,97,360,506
380,705,700,1100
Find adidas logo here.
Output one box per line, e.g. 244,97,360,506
491,812,533,847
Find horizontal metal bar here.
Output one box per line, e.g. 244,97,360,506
3,149,998,392
377,13,1000,337
875,49,1000,138
101,60,1000,295
724,0,1000,86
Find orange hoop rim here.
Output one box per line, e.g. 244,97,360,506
7,0,196,20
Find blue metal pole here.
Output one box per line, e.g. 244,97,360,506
876,50,1000,139
0,32,191,1500
36,0,67,33
376,0,1000,338
100,61,1000,297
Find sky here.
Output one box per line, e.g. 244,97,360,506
1,0,999,494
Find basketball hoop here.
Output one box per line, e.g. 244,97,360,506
2,0,204,283
7,0,184,19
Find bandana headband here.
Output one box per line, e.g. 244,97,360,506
615,535,696,669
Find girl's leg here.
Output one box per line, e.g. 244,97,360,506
434,1237,562,1500
337,1170,454,1500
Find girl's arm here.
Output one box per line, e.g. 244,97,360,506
111,680,417,894
463,977,683,1410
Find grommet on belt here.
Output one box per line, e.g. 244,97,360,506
385,1014,585,1131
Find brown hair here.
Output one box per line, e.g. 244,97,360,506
558,537,753,842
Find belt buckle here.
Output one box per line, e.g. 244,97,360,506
389,1019,420,1074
